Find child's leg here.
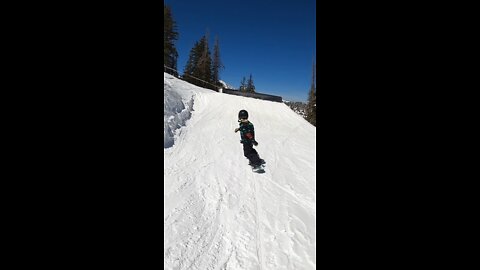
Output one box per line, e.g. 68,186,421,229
243,143,261,165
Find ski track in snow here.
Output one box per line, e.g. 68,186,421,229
164,73,316,270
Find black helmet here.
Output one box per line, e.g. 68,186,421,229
238,109,248,119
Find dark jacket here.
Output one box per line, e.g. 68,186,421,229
238,121,256,144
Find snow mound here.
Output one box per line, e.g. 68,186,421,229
164,85,193,148
164,73,208,148
219,79,235,89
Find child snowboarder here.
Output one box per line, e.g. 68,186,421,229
234,110,265,171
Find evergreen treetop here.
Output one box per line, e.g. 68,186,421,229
164,5,179,74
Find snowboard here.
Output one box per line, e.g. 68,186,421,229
249,159,266,173
251,164,265,173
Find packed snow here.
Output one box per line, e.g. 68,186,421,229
164,72,316,269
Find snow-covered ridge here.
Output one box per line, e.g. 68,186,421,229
219,79,235,89
164,73,211,148
163,90,193,148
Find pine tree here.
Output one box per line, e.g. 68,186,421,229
246,74,255,93
212,36,224,89
164,5,179,75
183,40,201,83
239,77,247,92
196,36,213,88
305,61,316,126
183,35,214,89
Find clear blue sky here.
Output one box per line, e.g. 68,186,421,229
165,0,316,102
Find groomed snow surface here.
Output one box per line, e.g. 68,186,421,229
164,73,316,270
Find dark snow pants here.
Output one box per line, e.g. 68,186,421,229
243,143,262,166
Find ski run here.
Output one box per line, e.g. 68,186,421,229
164,73,316,269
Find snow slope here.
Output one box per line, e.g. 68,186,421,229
164,73,316,270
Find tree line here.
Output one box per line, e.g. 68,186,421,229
164,4,255,92
239,74,255,93
182,33,224,90
164,5,221,90
164,5,179,75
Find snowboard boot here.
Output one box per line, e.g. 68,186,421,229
252,164,265,173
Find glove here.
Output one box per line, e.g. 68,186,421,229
234,128,239,133
252,140,258,146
